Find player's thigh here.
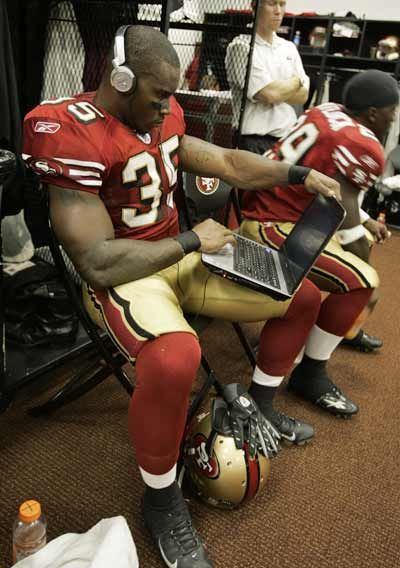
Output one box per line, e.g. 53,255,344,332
311,235,379,292
82,266,196,351
179,252,291,321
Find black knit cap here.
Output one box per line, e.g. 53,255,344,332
343,69,399,111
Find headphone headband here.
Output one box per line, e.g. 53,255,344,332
112,25,130,68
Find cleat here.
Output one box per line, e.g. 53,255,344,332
314,386,359,417
341,330,383,353
143,491,213,568
262,408,314,445
288,380,359,418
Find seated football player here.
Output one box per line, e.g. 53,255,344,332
22,25,341,568
240,69,398,416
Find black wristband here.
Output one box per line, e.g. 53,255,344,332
288,165,311,185
173,230,201,255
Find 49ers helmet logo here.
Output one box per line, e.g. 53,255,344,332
191,433,219,478
195,176,220,195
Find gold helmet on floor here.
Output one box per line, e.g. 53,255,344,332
183,397,271,509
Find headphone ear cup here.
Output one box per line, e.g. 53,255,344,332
110,65,136,93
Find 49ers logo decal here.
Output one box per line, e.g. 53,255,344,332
195,176,220,195
191,433,219,478
29,157,63,176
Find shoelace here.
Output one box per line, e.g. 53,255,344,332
270,409,298,430
330,386,345,399
169,518,199,554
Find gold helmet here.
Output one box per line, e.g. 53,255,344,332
183,407,271,509
376,36,400,60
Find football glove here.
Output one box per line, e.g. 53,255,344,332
221,383,281,458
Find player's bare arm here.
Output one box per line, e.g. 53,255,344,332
48,185,234,288
179,135,340,199
49,185,185,288
334,174,370,262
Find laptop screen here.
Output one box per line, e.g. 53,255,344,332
281,195,346,285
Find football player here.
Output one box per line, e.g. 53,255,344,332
23,26,340,568
240,69,398,416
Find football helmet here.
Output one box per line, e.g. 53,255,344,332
183,400,271,509
376,36,400,61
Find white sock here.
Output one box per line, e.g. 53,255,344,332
139,465,177,489
294,346,305,365
252,365,284,388
305,325,343,361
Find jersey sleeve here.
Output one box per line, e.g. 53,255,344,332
23,112,108,194
331,129,385,192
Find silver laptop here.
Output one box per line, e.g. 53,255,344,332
202,195,346,301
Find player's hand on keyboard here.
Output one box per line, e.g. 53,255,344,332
304,170,341,201
193,219,236,253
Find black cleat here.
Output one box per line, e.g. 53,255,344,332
143,491,213,568
263,408,314,445
341,330,383,353
288,380,359,418
314,386,359,417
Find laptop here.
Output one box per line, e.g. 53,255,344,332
202,195,346,301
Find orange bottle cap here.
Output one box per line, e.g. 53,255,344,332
19,500,41,523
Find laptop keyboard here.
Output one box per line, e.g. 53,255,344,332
234,237,280,287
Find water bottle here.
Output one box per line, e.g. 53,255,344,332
12,500,47,563
293,30,301,48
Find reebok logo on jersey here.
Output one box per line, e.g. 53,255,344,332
34,121,61,134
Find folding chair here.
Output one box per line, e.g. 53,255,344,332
28,184,225,417
180,171,257,367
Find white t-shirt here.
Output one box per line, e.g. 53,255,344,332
225,32,309,137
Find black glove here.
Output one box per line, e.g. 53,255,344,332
221,383,281,458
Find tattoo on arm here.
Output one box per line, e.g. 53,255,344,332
180,138,215,170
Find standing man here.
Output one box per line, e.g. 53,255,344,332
23,26,339,568
225,0,309,154
240,70,398,415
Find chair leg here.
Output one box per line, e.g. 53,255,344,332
0,390,14,414
186,355,224,425
232,322,257,367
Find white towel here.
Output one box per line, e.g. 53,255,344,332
14,516,139,568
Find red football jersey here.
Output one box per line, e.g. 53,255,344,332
241,102,385,223
23,93,185,240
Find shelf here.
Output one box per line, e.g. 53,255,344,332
3,323,100,392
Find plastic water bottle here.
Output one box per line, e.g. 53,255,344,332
293,31,301,48
12,500,47,563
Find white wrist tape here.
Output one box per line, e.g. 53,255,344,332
336,224,365,245
359,208,370,224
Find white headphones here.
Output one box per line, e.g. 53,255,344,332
110,25,136,93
